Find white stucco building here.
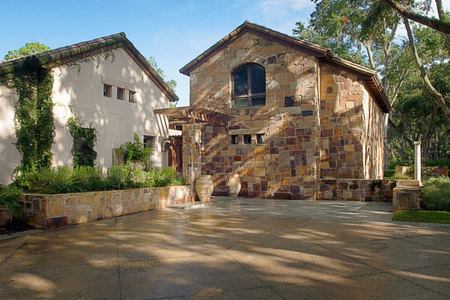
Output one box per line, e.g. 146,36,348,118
0,33,178,184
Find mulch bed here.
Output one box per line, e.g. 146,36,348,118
0,218,34,236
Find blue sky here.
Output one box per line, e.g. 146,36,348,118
0,0,315,106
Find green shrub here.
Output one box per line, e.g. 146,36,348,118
118,133,152,163
71,166,103,192
104,166,127,190
384,169,395,178
390,173,413,180
423,159,450,169
14,165,182,194
0,185,23,214
51,166,73,193
151,167,177,187
388,158,412,170
19,167,55,193
422,177,450,211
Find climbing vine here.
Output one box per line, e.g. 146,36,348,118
67,116,97,167
6,58,55,171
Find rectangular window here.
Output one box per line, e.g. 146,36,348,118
103,84,112,97
129,91,137,103
117,87,125,100
244,135,252,144
231,135,239,145
256,134,265,144
143,136,155,149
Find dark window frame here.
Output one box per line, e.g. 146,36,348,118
232,63,266,108
243,134,252,144
256,134,265,144
103,84,112,97
117,87,125,100
230,135,239,145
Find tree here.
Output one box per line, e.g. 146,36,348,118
379,0,450,34
296,0,449,165
147,56,177,93
362,0,450,121
4,42,50,60
388,62,449,162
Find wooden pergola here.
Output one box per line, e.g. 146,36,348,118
154,106,232,130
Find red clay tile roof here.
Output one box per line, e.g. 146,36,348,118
180,21,390,112
0,33,178,102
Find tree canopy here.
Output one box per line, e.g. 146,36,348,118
295,0,449,162
147,56,177,93
4,42,50,60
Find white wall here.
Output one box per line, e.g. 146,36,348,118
0,86,21,184
0,48,171,184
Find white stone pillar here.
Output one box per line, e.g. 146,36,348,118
414,141,422,186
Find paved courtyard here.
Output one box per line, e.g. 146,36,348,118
1,197,449,299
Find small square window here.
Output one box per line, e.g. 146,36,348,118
244,135,252,144
117,87,125,100
129,91,136,103
231,135,239,145
103,84,112,97
256,134,265,144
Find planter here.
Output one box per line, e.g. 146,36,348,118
0,205,13,227
19,185,195,229
195,175,213,202
226,174,241,197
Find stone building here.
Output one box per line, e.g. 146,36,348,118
0,33,177,184
157,21,392,200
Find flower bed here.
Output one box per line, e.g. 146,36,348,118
20,185,195,229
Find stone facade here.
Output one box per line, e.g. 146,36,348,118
180,22,389,201
20,185,195,229
317,179,396,202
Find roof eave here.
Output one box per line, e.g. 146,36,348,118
0,33,179,102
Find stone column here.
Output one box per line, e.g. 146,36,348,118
414,141,422,186
182,124,202,185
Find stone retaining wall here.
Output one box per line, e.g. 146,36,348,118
395,166,448,177
20,185,195,229
316,179,396,202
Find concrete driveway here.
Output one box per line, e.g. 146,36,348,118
1,198,449,299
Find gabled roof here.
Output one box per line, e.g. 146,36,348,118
0,33,178,102
180,21,390,112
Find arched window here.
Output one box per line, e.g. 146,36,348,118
232,63,266,107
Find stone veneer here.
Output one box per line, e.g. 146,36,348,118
183,30,386,200
20,185,195,229
316,179,396,202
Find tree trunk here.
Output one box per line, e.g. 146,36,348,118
363,41,376,69
435,0,450,54
404,17,450,121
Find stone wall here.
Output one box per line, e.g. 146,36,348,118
20,185,195,229
319,64,384,180
316,179,396,202
183,30,386,200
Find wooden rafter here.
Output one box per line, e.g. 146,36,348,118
154,106,232,129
